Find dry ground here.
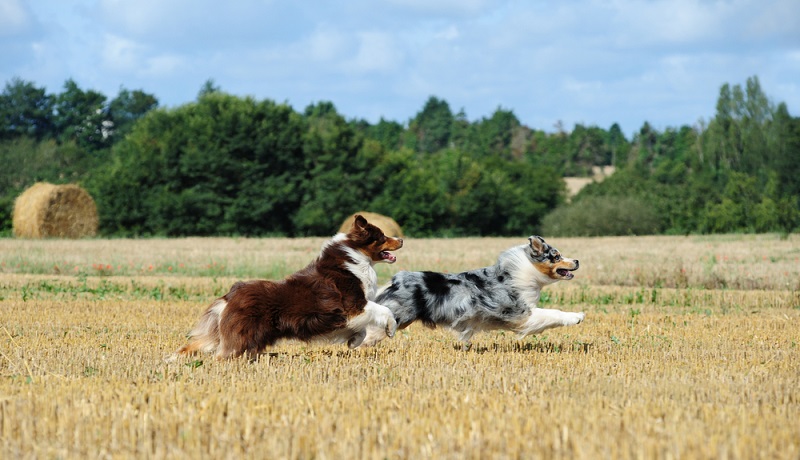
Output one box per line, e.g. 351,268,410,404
563,165,615,199
0,234,798,459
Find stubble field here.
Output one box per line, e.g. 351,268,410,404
0,234,798,459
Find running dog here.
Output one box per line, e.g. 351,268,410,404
364,236,584,346
172,215,403,360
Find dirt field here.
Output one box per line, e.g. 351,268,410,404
1,234,798,459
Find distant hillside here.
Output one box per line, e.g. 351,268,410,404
564,166,615,198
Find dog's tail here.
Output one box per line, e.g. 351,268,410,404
173,299,227,358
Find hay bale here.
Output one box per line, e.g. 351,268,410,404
338,212,403,237
13,182,98,239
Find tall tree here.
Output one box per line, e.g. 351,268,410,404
471,107,520,158
362,117,404,151
0,77,55,140
293,101,370,235
89,93,305,236
197,79,221,99
54,79,110,150
739,76,772,174
566,124,609,175
407,96,454,154
607,122,628,166
107,87,158,139
770,103,800,198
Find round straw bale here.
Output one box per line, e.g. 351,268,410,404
13,182,98,239
338,212,403,237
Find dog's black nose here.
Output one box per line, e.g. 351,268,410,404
574,259,580,269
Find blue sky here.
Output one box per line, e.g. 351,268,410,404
2,0,799,137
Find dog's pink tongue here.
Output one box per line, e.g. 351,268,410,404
381,251,397,263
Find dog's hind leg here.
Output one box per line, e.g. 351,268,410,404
347,329,368,348
455,329,475,351
514,308,585,337
166,299,226,362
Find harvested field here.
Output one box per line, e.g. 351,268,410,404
0,234,798,459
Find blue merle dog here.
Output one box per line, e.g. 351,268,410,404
363,236,584,347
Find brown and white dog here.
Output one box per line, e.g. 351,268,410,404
173,215,403,360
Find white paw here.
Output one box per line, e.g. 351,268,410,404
359,326,386,347
385,313,398,338
565,312,585,325
355,302,397,347
371,304,397,338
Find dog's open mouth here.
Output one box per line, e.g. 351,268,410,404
556,268,575,279
380,251,397,263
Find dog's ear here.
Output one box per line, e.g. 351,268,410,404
352,214,368,232
354,214,368,228
528,236,546,257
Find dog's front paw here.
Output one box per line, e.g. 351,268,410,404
566,312,586,325
371,303,397,338
359,326,385,347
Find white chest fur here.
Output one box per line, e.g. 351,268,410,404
343,247,379,300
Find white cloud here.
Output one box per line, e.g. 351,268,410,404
307,27,349,62
0,0,31,35
5,0,798,135
95,0,183,36
610,0,722,46
141,55,187,77
745,0,800,43
347,31,403,73
435,25,460,41
101,34,145,72
385,0,492,16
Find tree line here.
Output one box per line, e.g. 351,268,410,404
544,77,800,236
0,75,798,237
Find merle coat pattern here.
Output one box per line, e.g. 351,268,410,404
365,236,584,346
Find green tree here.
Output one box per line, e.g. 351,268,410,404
470,107,520,158
770,103,800,198
90,93,305,236
541,195,662,237
107,87,158,139
406,96,453,154
703,76,775,179
358,117,404,152
366,148,450,236
564,124,609,175
526,128,569,175
702,172,761,232
0,78,55,141
293,102,372,235
197,79,221,99
54,79,110,151
450,109,471,152
607,122,629,166
449,154,565,235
